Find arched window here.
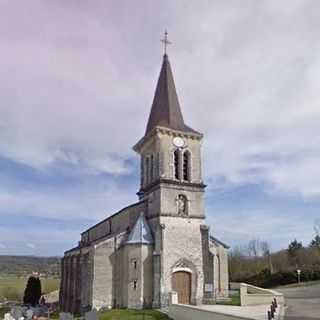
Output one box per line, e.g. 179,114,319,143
183,150,191,181
174,149,179,179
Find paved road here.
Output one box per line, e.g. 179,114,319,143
278,284,320,320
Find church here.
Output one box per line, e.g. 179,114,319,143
60,49,229,314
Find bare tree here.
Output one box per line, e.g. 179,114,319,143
261,241,270,257
247,239,260,257
246,239,270,257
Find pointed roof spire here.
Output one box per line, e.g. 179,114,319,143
145,50,198,136
126,212,154,245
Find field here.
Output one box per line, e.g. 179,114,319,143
0,274,60,301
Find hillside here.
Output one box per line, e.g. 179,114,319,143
0,255,61,277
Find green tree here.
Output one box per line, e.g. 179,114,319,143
288,239,303,267
23,275,42,306
288,239,303,253
310,235,320,248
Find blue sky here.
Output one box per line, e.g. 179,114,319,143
0,0,319,256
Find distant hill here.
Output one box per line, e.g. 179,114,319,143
0,255,61,277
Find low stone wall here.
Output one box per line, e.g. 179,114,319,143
230,282,241,290
240,283,284,306
168,304,251,320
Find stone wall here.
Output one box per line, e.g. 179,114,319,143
80,201,146,245
168,304,250,320
201,225,214,303
92,239,114,310
240,283,284,306
209,240,229,296
124,244,153,308
160,216,205,306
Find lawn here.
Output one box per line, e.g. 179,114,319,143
0,308,172,320
99,309,172,320
49,309,171,320
0,274,60,301
216,290,241,306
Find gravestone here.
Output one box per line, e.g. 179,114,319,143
4,313,15,320
25,309,33,320
59,312,73,320
10,307,23,320
85,310,98,320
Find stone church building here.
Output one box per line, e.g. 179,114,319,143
60,53,229,313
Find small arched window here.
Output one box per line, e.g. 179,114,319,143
174,149,179,179
183,150,191,181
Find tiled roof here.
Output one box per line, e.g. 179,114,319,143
126,212,154,245
145,54,198,135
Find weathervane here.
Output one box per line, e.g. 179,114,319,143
161,30,171,55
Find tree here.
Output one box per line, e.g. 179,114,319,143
23,274,42,306
260,241,270,257
288,239,303,267
310,235,320,248
247,239,270,257
288,239,303,253
247,239,260,257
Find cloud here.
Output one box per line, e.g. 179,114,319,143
26,243,36,249
208,208,315,251
1,1,320,255
0,1,319,197
0,223,82,256
0,176,137,221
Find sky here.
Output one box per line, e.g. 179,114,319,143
0,0,320,256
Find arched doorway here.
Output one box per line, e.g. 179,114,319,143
172,271,191,304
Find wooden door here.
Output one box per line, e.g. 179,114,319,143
172,271,191,304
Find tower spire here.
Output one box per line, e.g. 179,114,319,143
144,46,199,136
160,30,171,55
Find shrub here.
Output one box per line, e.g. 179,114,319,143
237,267,320,288
23,276,42,306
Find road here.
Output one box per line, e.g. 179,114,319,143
278,284,320,320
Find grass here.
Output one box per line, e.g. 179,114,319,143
216,290,241,306
0,274,60,301
49,309,172,320
99,309,172,320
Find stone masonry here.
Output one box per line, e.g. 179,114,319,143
60,53,229,314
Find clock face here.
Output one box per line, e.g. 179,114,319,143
173,137,185,148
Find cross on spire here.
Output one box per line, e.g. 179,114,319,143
161,30,171,55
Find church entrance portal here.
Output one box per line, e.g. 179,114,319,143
172,271,191,304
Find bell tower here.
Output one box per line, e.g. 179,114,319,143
133,53,206,220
